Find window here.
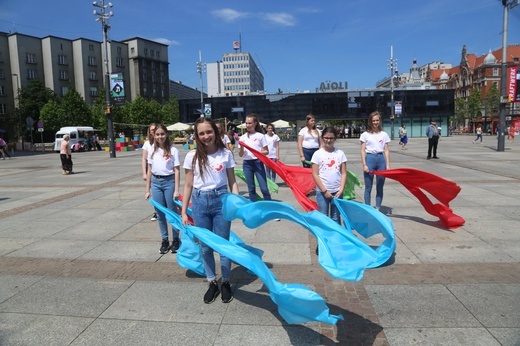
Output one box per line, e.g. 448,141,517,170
117,47,122,55
152,87,157,97
89,44,94,51
58,54,67,65
89,87,98,96
61,86,69,96
0,69,3,79
27,69,37,79
0,86,4,96
59,70,68,80
157,51,160,58
151,61,156,69
116,57,124,67
141,60,147,68
151,74,156,83
143,87,148,96
26,53,36,64
493,68,499,77
131,47,135,54
151,50,154,57
144,48,148,56
142,73,147,82
88,56,96,66
0,104,6,114
89,71,97,80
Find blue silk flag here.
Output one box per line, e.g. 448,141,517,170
149,198,343,325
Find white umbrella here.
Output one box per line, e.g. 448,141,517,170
271,119,292,128
167,122,191,131
237,122,266,129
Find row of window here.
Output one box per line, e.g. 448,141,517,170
224,63,249,69
224,78,250,84
224,85,250,91
223,55,249,62
224,70,249,77
130,47,161,59
142,86,166,98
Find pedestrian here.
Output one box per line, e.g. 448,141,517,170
473,125,483,144
311,126,347,225
509,125,515,142
60,135,73,174
426,119,440,159
238,113,271,202
181,117,239,304
0,136,11,159
142,123,158,221
216,122,233,150
145,124,181,254
360,111,390,210
298,114,322,168
399,124,408,150
265,123,280,182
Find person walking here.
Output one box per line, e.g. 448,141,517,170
142,123,158,221
473,125,483,144
0,136,11,159
264,123,280,182
426,120,440,159
145,124,181,254
399,124,408,150
60,135,73,174
238,113,271,202
311,127,347,224
360,111,390,211
298,114,322,168
182,117,239,304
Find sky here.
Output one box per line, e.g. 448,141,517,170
1,0,520,94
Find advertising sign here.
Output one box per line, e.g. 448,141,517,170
110,73,126,107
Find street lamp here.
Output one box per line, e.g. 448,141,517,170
196,50,206,117
497,0,519,151
93,0,116,158
387,46,398,140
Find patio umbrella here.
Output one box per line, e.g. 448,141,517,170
237,122,266,129
167,122,191,131
271,119,293,128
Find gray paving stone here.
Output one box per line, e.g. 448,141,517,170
383,327,501,346
0,275,42,303
215,324,321,346
78,241,162,262
6,239,102,260
488,328,520,346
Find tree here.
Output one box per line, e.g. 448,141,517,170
485,82,500,120
454,97,468,128
160,96,179,125
40,99,65,132
17,80,57,139
60,89,93,126
467,88,482,122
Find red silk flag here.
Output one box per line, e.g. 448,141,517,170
373,168,465,229
238,141,318,211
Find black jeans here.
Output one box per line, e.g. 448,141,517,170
428,136,439,158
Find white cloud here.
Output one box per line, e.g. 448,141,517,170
262,13,296,27
153,38,180,46
212,8,249,22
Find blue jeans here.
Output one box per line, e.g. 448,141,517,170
243,159,271,202
151,175,179,241
316,190,342,224
191,186,231,281
364,153,386,208
302,147,319,168
265,158,277,182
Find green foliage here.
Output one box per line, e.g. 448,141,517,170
485,83,500,119
160,96,180,125
40,99,65,132
454,97,468,127
467,88,482,120
61,89,93,126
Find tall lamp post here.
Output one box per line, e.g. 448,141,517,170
387,46,398,140
497,0,518,151
93,0,116,158
196,50,206,117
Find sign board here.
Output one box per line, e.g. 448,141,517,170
110,73,126,107
26,117,34,127
231,107,244,113
204,103,212,117
37,128,44,132
37,120,44,128
394,101,402,115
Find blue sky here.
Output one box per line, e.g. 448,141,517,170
2,0,520,93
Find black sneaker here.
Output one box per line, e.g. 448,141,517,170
159,240,169,254
170,238,181,253
221,281,233,303
204,280,220,304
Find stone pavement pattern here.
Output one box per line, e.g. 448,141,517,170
0,135,519,345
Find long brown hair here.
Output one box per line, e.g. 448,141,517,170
191,117,226,181
151,124,172,159
305,114,319,136
367,111,383,133
246,113,264,136
147,123,157,141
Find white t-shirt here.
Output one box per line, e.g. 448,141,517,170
221,134,231,147
311,148,347,193
142,140,152,153
238,132,267,160
265,133,280,158
147,146,181,176
360,131,391,154
298,127,321,149
183,149,235,189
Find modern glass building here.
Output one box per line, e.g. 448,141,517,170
179,88,454,138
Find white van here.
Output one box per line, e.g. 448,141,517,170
54,126,96,152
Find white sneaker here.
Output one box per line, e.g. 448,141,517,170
150,213,157,221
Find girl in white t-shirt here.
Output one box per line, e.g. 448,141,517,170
264,123,280,182
216,122,233,150
298,114,322,168
182,117,239,304
311,127,347,225
238,113,271,202
142,123,158,221
360,111,391,210
145,124,181,254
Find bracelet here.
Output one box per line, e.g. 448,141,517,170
322,189,328,194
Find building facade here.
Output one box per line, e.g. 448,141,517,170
169,80,205,100
206,52,264,97
0,32,170,137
